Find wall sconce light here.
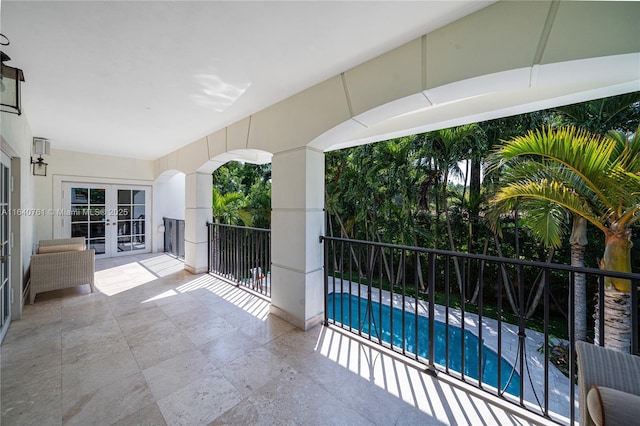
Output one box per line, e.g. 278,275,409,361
32,137,50,176
0,34,25,116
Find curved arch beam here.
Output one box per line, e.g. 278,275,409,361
157,0,639,176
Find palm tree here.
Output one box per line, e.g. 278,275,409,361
422,124,478,293
488,125,640,352
211,187,253,226
550,93,640,342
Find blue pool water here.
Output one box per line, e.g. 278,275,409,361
328,292,521,397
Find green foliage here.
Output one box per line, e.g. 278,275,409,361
212,161,271,228
488,126,640,238
553,92,640,135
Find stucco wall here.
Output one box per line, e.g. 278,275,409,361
1,111,36,318
33,148,157,242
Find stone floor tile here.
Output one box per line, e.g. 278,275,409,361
200,331,261,368
62,372,154,426
238,313,295,345
221,347,295,397
142,349,217,400
62,348,140,402
112,402,168,426
181,316,237,347
61,316,122,351
214,368,373,426
125,320,196,369
157,372,243,426
1,373,63,426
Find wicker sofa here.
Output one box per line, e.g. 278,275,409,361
30,237,95,304
576,341,640,425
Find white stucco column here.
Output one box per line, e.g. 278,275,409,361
184,172,212,274
270,147,325,330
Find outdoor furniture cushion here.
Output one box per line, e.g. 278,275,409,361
587,385,640,426
576,341,640,426
37,243,85,254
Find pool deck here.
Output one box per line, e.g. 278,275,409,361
328,277,576,423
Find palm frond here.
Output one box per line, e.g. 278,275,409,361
490,179,607,233
489,126,633,213
518,199,567,249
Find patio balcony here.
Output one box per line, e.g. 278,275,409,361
1,253,557,425
207,224,639,424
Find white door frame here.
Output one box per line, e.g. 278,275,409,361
0,150,11,343
61,182,152,258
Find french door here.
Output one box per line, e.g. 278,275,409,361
62,183,151,258
0,151,11,343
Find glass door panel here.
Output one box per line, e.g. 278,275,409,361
0,152,11,344
70,187,106,255
64,183,150,258
116,189,147,253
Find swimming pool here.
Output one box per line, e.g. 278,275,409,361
327,292,521,397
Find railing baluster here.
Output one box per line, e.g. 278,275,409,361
414,251,419,361
518,262,525,407
358,243,363,338
497,265,502,396
323,234,329,327
378,245,383,346
390,246,395,352
478,257,483,389
207,222,211,272
632,278,639,355
543,268,550,417
569,271,576,425
428,252,436,375
348,240,353,333
401,249,406,355
460,254,466,383
445,256,450,374
598,275,605,346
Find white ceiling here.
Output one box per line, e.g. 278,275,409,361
1,1,493,160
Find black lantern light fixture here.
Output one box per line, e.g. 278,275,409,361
0,34,25,115
31,137,50,176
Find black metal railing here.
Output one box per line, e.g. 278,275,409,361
163,217,185,259
206,223,271,298
320,235,639,425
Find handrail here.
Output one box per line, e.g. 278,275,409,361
320,235,640,281
320,234,639,425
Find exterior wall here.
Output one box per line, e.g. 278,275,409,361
33,149,156,244
1,112,36,319
154,172,185,252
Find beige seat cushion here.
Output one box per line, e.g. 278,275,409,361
587,385,640,426
37,243,85,254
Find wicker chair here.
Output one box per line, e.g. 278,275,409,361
30,237,95,304
576,341,640,425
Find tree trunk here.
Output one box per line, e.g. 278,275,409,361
442,171,464,294
525,247,555,318
569,216,588,342
595,228,633,352
470,239,490,304
594,290,632,353
493,234,519,314
329,206,364,277
600,228,633,292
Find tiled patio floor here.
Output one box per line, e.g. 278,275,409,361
1,254,556,425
